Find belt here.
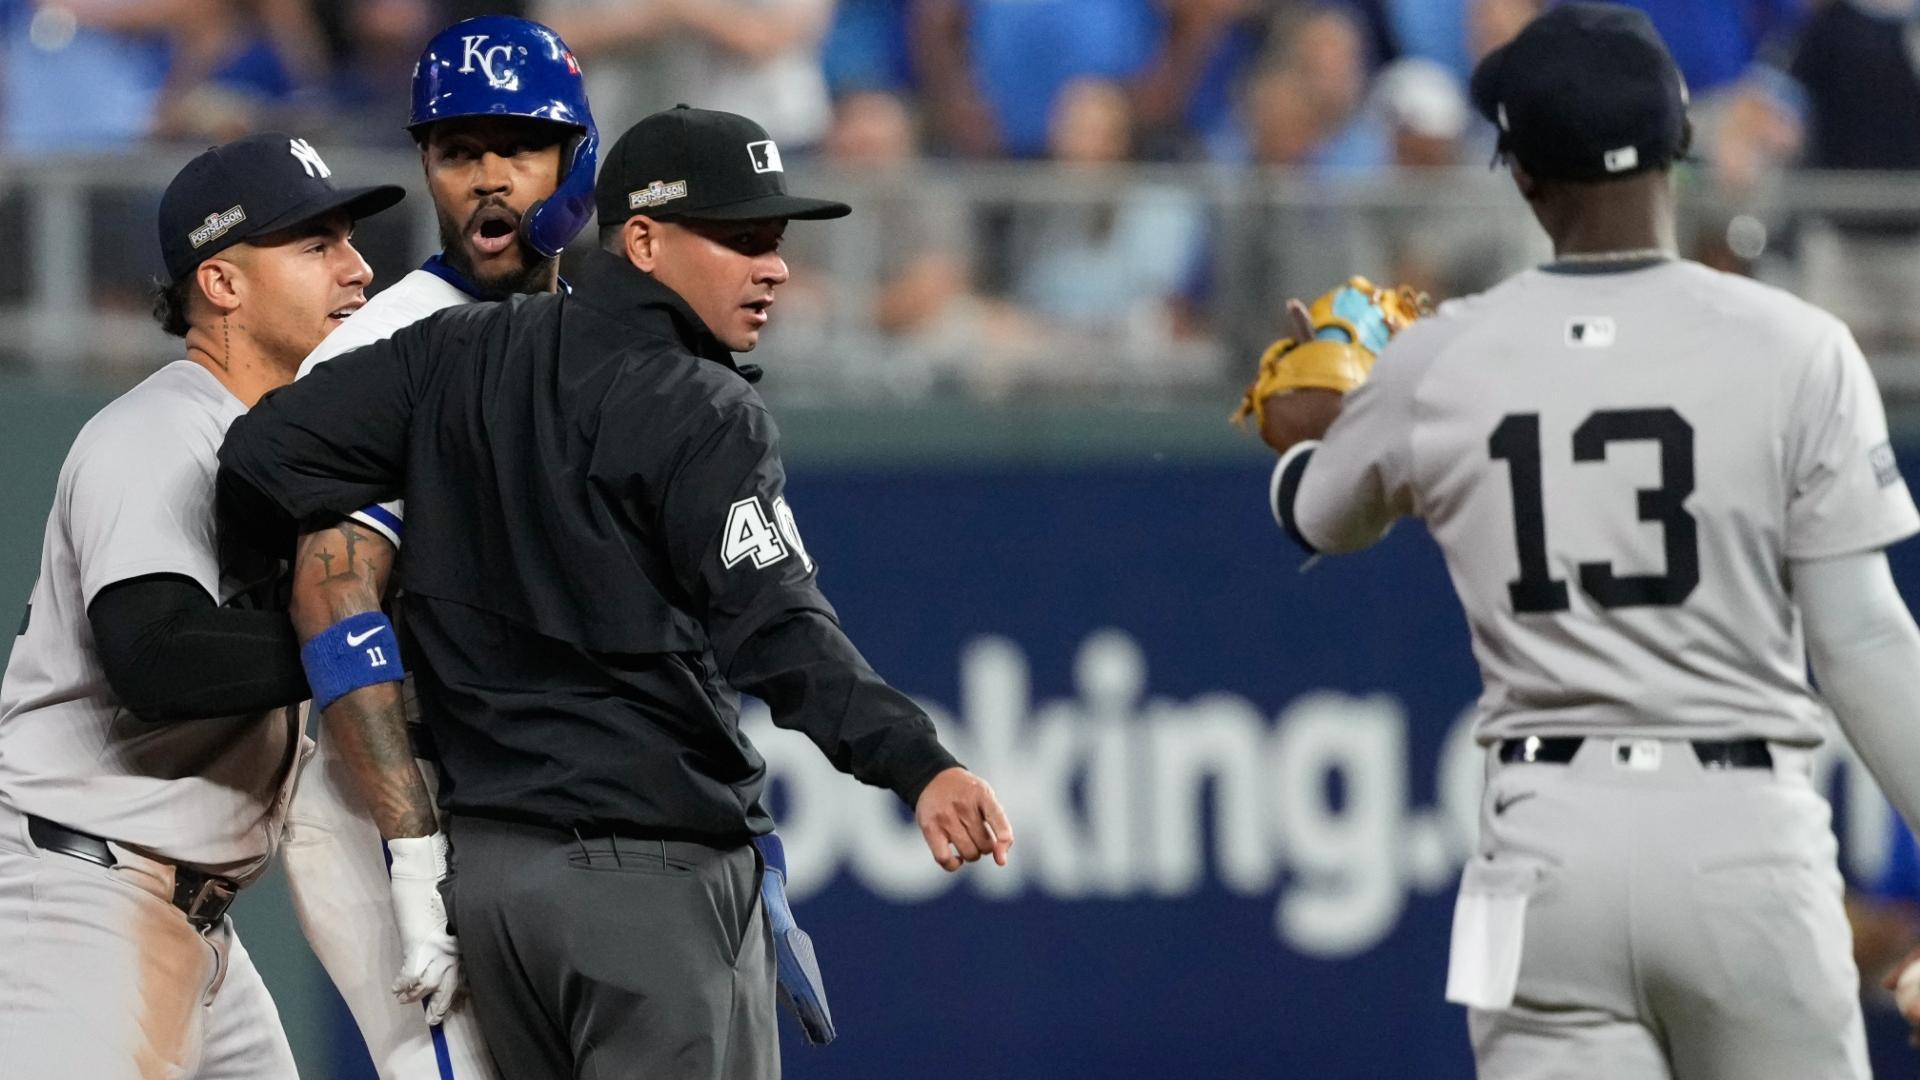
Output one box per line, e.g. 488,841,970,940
26,816,239,929
1497,736,1773,770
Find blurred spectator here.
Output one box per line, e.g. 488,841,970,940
4,0,170,153
1375,57,1467,167
911,0,1157,158
535,0,836,148
1467,0,1542,64
1386,0,1536,86
821,0,912,94
151,0,330,143
2,0,329,152
1609,0,1805,97
1283,5,1389,169
1369,58,1526,301
911,0,1267,161
1715,0,1920,349
310,0,436,136
815,90,976,339
1131,0,1265,159
1006,77,1207,354
1226,7,1387,170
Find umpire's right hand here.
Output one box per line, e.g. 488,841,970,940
915,768,1014,871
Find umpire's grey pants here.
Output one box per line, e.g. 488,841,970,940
1465,738,1867,1080
447,815,777,1080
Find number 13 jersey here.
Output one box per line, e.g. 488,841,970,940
1273,259,1920,745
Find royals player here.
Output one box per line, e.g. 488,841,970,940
1256,6,1920,1077
0,134,400,1079
277,16,598,1079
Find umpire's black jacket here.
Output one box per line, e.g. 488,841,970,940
217,248,959,842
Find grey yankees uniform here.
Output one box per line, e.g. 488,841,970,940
0,360,303,1078
1274,259,1918,1078
281,264,498,1080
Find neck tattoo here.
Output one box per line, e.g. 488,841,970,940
216,315,231,373
1554,247,1673,265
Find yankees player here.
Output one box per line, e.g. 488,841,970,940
0,133,400,1078
278,15,598,1080
1254,6,1920,1077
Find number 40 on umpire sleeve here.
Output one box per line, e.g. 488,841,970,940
721,495,814,573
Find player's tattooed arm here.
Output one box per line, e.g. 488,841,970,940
288,520,436,838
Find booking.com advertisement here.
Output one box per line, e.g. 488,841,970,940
673,458,1915,1079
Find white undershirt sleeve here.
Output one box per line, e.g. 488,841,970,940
1795,549,1920,833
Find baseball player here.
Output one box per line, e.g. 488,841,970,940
1247,5,1920,1077
0,133,401,1078
278,15,598,1080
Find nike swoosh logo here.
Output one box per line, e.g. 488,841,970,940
1493,792,1536,816
345,626,385,647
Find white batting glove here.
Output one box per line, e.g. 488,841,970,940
385,833,462,1024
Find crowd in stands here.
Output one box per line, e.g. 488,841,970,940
6,0,1920,386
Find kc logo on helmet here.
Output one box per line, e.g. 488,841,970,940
747,140,783,174
458,34,522,90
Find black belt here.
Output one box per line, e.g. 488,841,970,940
26,816,239,929
1497,736,1773,770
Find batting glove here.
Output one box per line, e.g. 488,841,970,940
386,833,463,1024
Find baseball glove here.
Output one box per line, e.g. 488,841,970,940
1232,277,1432,431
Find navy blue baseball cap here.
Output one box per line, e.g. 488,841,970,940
1469,3,1690,182
595,105,850,224
159,132,406,282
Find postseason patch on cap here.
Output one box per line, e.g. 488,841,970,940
1872,441,1903,489
630,180,689,210
189,205,247,249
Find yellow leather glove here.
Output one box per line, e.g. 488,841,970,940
1232,277,1432,430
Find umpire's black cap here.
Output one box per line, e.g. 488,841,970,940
1469,3,1689,182
158,132,405,282
595,105,851,224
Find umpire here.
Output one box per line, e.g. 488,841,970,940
217,105,1011,1079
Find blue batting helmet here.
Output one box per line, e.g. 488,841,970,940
408,15,599,258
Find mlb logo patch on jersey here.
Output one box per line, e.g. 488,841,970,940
1566,317,1616,348
1872,441,1903,488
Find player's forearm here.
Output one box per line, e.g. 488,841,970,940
290,521,436,838
729,610,961,806
319,683,437,838
1796,551,1920,833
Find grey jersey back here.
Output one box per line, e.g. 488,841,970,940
1291,260,1920,745
0,361,299,876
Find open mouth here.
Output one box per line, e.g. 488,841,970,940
743,297,774,326
469,206,520,257
327,300,365,324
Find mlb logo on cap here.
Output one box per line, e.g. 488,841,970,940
594,106,849,224
747,141,783,174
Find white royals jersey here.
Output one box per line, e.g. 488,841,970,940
1276,259,1920,746
0,362,300,876
297,266,475,546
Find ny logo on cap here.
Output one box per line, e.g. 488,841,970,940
747,140,783,174
459,34,522,90
289,138,331,179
